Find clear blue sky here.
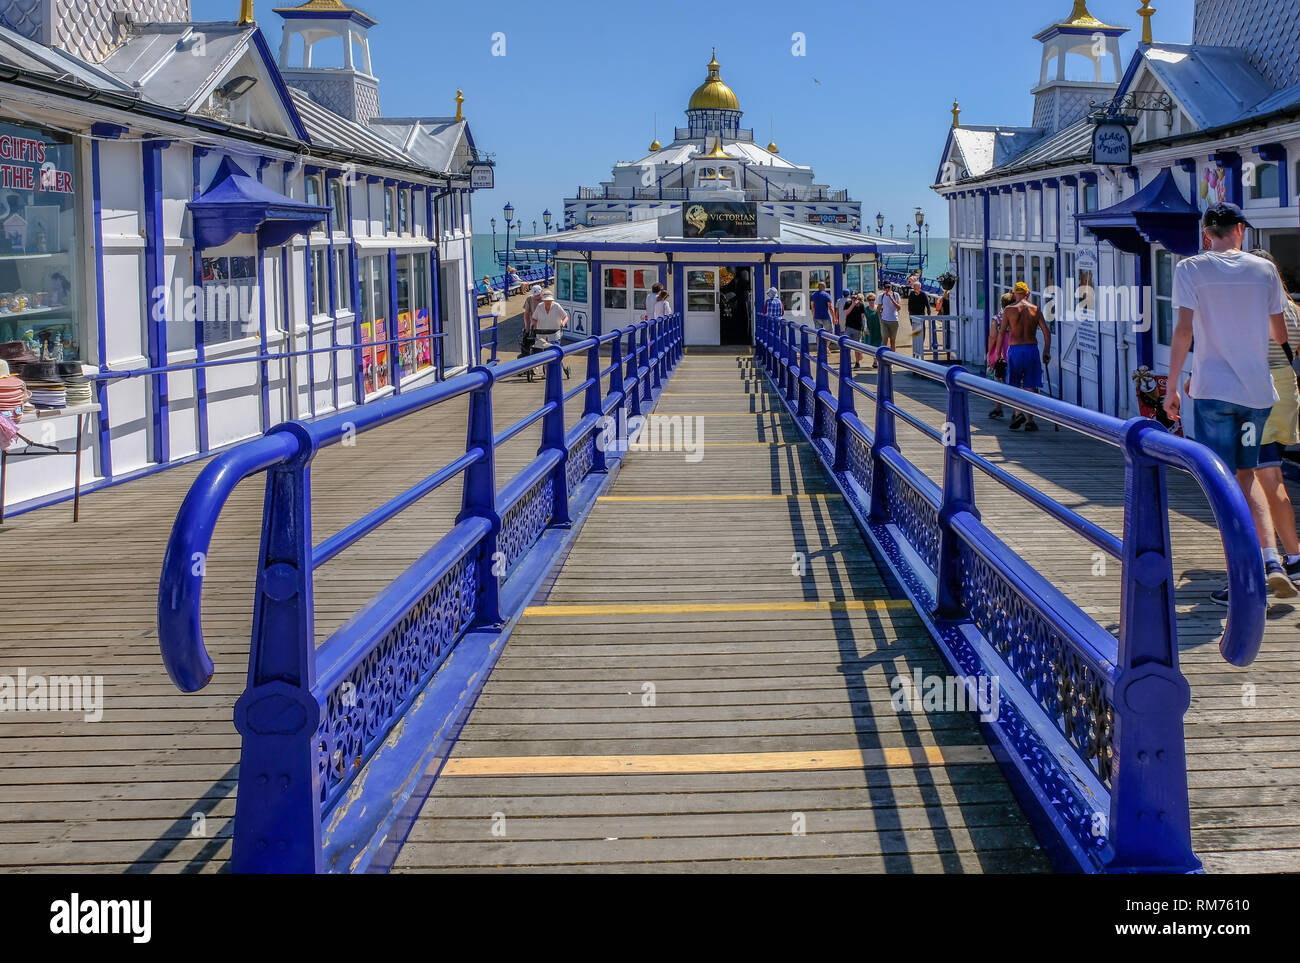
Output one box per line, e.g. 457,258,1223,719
195,0,1197,236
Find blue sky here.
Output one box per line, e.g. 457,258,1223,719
195,0,1197,236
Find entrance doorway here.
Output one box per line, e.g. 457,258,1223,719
719,265,753,345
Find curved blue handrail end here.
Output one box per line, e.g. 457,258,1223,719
1130,421,1267,667
157,432,302,692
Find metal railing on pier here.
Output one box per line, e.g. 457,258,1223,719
756,314,1266,874
156,315,685,873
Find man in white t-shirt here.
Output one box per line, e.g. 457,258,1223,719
1164,202,1293,597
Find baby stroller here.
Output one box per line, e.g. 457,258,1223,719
522,327,570,383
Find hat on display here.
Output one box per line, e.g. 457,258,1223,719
0,341,38,364
17,361,59,383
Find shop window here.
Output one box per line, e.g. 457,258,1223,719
0,120,83,363
1154,249,1178,346
806,268,831,309
604,267,628,309
1082,181,1098,212
330,178,347,234
360,254,389,393
335,249,352,312
779,269,804,314
1249,162,1280,202
686,269,716,313
392,253,432,377
845,264,860,293
556,261,572,300
311,247,329,317
633,268,655,312
398,188,410,234
200,251,259,345
384,186,396,234
305,173,324,221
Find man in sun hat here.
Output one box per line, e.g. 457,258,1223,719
1164,201,1293,598
1002,280,1051,432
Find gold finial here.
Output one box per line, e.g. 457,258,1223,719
454,90,464,122
951,99,961,128
705,136,729,159
766,141,779,154
649,139,662,151
1138,1,1155,45
238,0,255,24
1065,0,1099,25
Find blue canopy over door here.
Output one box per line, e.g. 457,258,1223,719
189,156,329,249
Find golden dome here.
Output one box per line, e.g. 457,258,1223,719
766,141,779,154
1056,0,1118,30
649,139,662,151
688,50,740,111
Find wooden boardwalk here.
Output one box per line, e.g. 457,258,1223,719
392,353,1049,873
0,336,1295,873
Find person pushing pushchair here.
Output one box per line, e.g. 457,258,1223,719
521,289,570,382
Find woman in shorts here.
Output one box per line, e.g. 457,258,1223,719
986,292,1015,419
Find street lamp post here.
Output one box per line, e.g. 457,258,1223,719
914,208,926,276
503,201,515,280
542,208,552,280
875,211,884,236
490,217,496,262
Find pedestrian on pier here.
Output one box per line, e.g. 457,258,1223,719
1002,282,1051,431
811,281,837,334
987,292,1015,419
1164,203,1294,597
863,292,883,369
907,280,930,359
764,286,784,320
641,282,664,321
530,290,570,381
844,292,868,369
650,288,672,320
878,281,901,351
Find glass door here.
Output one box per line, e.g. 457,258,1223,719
684,268,719,345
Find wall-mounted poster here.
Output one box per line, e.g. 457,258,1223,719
414,308,432,371
361,319,389,394
397,311,414,375
1075,249,1096,324
571,262,588,302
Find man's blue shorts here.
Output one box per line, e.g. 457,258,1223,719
1006,344,1042,391
1193,398,1272,472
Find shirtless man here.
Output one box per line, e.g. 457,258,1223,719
1002,281,1051,432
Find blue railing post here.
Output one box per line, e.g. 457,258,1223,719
541,347,572,527
797,327,812,419
639,322,652,403
812,330,829,438
231,421,322,874
785,322,798,403
458,371,502,626
833,334,856,473
869,352,897,521
651,320,663,391
934,365,978,619
608,330,627,457
585,338,606,474
625,327,642,419
1107,418,1200,873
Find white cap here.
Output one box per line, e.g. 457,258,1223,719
531,285,542,296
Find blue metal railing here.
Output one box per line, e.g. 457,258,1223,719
756,313,1266,874
156,315,684,873
477,312,499,365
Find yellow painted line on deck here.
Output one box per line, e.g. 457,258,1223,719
597,494,840,502
443,745,995,777
522,599,909,617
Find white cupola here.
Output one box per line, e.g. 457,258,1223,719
275,0,381,124
1031,1,1128,133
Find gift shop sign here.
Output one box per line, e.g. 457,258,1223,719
0,135,74,193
